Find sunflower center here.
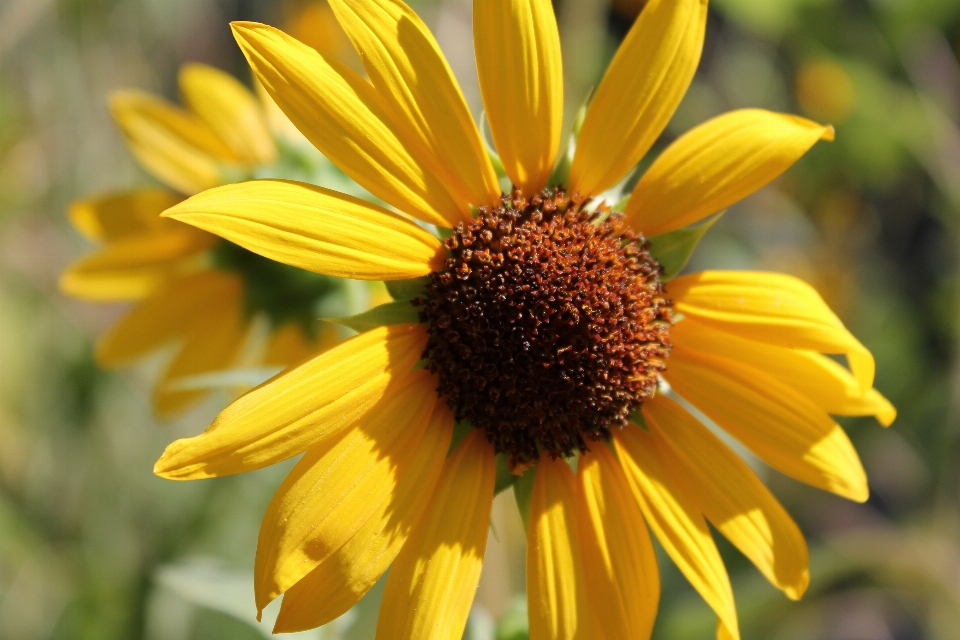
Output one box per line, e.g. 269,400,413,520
416,188,673,465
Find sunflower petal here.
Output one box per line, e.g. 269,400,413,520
263,322,338,367
153,288,249,416
615,426,740,640
273,403,454,633
329,0,499,211
644,395,810,600
59,229,214,301
163,179,443,280
376,431,495,640
626,110,834,236
110,90,237,194
254,369,437,610
570,0,708,196
179,63,277,165
576,446,659,640
475,0,563,194
668,271,875,392
153,323,426,480
666,346,869,502
671,320,895,425
68,189,182,242
96,271,242,367
527,456,591,640
231,21,464,227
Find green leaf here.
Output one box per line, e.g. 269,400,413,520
647,212,724,280
495,596,530,640
512,465,537,533
385,276,430,301
323,300,419,333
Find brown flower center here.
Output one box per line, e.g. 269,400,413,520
416,188,672,465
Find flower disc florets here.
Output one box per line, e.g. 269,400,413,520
416,188,673,464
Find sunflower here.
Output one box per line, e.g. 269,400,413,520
61,63,345,416
153,0,896,637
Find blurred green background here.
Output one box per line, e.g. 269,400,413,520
2,0,960,638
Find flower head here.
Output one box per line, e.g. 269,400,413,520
61,64,346,416
154,1,896,638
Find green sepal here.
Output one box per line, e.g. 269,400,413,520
647,212,724,281
494,454,519,496
629,409,650,430
322,299,419,333
385,276,430,301
548,91,592,189
513,465,537,533
448,419,474,455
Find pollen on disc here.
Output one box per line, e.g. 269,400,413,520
415,188,672,465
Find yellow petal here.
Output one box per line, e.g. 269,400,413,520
254,369,437,610
329,0,499,212
668,271,875,392
576,446,659,640
163,179,444,280
179,63,277,166
68,189,183,242
644,395,810,600
615,426,740,640
626,110,835,237
474,0,563,194
570,0,708,196
665,346,869,502
527,456,591,640
154,288,249,417
96,271,242,367
110,90,238,194
671,320,896,426
231,21,465,228
376,430,496,640
153,324,426,479
273,402,455,633
59,229,214,301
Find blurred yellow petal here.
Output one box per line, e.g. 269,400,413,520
665,346,869,502
254,369,437,611
576,446,659,640
626,109,835,237
377,431,495,640
527,456,591,640
274,403,454,633
96,271,241,367
668,271,875,392
570,0,708,196
59,229,214,301
153,285,249,416
110,90,238,194
615,426,740,640
644,395,810,600
330,0,499,212
672,320,895,425
263,322,339,367
231,21,464,228
475,0,562,194
153,323,426,480
163,179,444,280
68,188,182,242
179,63,277,165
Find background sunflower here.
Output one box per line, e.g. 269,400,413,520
2,0,959,639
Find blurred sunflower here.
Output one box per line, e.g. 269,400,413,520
154,0,896,638
61,64,344,416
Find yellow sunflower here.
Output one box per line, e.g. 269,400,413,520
153,0,896,638
61,63,344,416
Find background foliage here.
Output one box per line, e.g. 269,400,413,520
2,0,959,638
